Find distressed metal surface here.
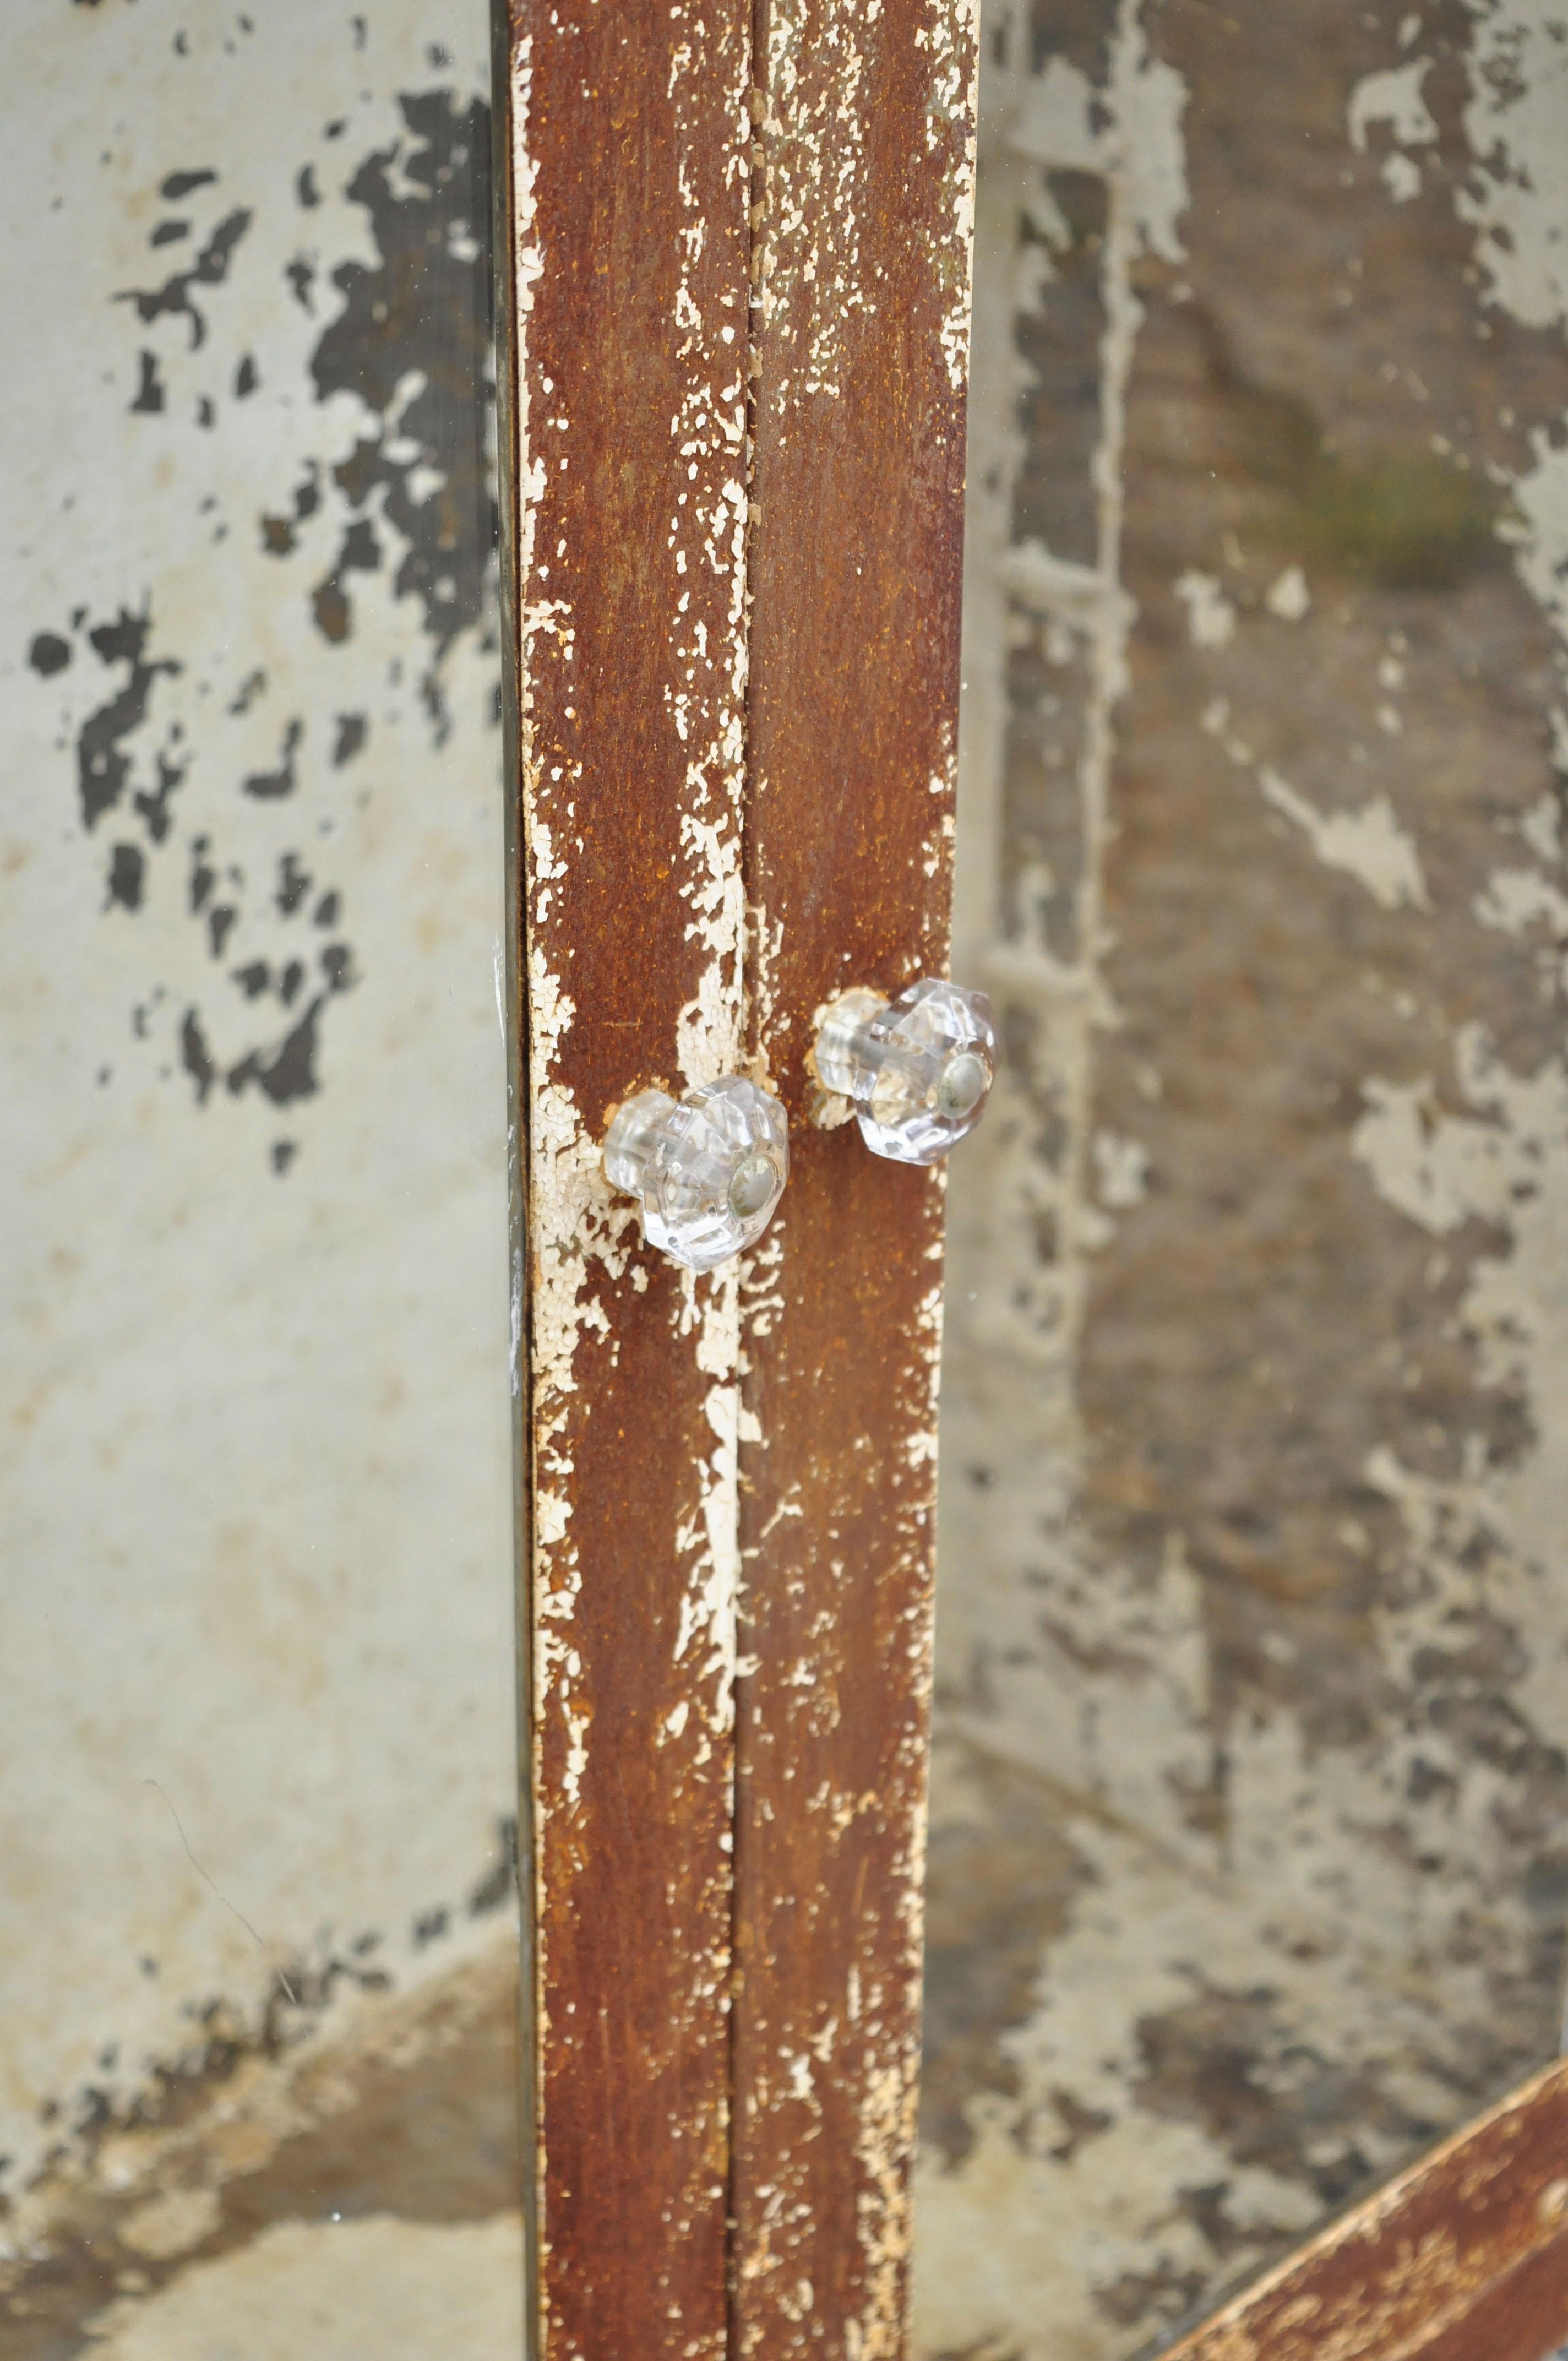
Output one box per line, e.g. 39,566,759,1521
0,1,522,2348
919,0,1568,2354
1163,2055,1568,2361
498,4,754,2354
499,0,979,2349
733,3,979,2353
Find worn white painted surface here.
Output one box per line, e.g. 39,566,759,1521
0,0,520,2303
922,0,1568,2353
88,2215,525,2359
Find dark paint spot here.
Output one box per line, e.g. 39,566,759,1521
325,117,347,140
89,611,148,667
228,667,266,715
134,749,185,844
331,712,367,766
118,207,252,351
75,2091,112,2141
181,1009,216,1104
29,632,71,677
243,716,303,799
77,606,180,831
276,852,312,916
106,844,144,911
150,220,190,248
468,1820,519,1916
271,1140,298,1176
226,996,326,1105
311,514,380,644
86,85,492,1146
160,169,216,200
308,90,496,727
413,1908,448,1947
130,351,166,414
260,464,320,556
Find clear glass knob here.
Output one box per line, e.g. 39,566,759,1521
813,978,996,1165
603,1075,789,1271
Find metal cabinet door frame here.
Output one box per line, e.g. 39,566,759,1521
496,8,1568,2361
495,2,978,2353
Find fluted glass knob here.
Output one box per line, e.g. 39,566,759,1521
813,978,995,1164
603,1075,789,1270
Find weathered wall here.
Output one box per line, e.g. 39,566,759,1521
0,3,521,2350
921,1,1568,2353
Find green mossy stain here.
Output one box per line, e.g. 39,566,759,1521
1299,450,1501,590
1193,302,1505,590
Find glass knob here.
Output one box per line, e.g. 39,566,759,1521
602,1075,790,1271
812,978,996,1165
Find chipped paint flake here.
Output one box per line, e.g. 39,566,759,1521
1259,766,1431,910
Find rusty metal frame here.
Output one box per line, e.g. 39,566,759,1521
1159,2054,1568,2361
494,0,978,2352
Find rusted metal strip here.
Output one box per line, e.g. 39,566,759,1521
732,3,979,2352
1161,2055,1568,2361
496,7,754,2354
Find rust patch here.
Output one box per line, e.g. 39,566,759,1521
732,0,979,2353
499,3,754,2354
1161,2058,1568,2361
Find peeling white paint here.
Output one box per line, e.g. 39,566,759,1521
1175,569,1237,648
1456,0,1568,336
0,0,518,2223
1259,768,1431,910
1264,564,1311,622
1092,1130,1150,1210
1348,57,1438,204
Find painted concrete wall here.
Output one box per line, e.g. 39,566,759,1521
921,1,1568,2354
0,3,522,2349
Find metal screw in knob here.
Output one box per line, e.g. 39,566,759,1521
603,1075,789,1271
813,977,997,1165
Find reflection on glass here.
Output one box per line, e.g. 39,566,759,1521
919,4,1568,2355
0,7,521,2354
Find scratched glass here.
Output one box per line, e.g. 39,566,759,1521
0,7,524,2352
920,6,1568,2355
